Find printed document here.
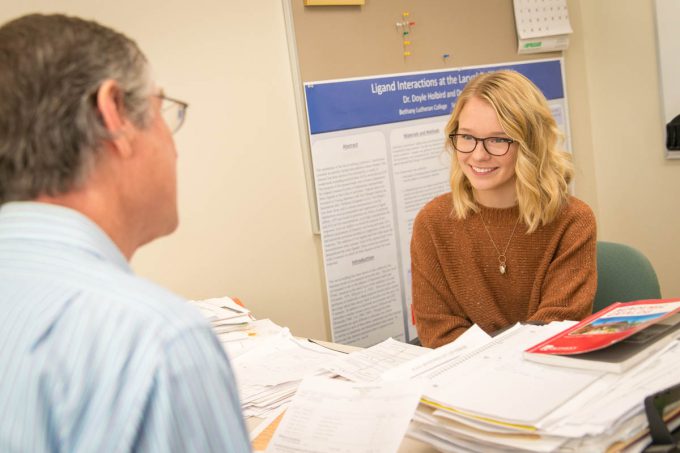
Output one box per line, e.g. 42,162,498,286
325,337,430,382
266,376,424,453
381,324,493,381
423,323,604,425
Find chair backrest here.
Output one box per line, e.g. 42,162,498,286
594,241,662,313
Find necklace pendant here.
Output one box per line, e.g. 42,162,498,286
499,264,506,275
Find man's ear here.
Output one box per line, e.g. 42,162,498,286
96,80,134,157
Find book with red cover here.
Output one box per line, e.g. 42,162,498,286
523,299,680,373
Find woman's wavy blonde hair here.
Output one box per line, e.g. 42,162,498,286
446,70,573,233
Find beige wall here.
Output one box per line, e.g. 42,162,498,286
566,0,680,298
0,0,330,340
1,0,677,342
128,1,331,340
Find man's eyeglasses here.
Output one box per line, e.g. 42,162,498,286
158,94,189,134
448,133,515,156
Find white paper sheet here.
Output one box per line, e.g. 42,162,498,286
389,120,451,340
423,323,604,425
189,296,251,321
451,323,493,347
266,376,424,453
325,337,430,382
220,319,285,359
233,332,343,387
313,132,407,347
381,324,494,381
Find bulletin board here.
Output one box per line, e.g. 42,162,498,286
281,0,569,346
282,0,562,232
288,0,559,81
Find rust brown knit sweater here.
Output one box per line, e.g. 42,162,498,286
411,193,597,348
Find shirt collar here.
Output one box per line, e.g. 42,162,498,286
0,201,131,273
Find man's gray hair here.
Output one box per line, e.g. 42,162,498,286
0,14,154,203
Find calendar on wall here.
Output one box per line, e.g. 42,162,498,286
513,0,572,54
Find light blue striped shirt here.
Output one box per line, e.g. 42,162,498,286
0,202,251,452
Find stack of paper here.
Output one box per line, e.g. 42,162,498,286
218,318,287,359
231,329,345,418
189,296,291,360
249,327,490,451
189,296,253,334
391,322,680,452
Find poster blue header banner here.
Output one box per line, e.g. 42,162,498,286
305,59,564,135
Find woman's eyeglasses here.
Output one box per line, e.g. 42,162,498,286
448,133,515,156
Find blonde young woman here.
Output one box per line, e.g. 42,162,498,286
411,70,596,348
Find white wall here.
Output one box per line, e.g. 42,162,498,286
2,0,677,343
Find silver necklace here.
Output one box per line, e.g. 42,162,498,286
479,211,521,275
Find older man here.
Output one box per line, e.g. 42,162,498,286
0,14,250,452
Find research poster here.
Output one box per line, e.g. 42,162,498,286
305,59,569,347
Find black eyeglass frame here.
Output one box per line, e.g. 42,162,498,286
448,133,516,157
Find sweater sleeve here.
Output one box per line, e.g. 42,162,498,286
527,203,597,324
411,209,471,348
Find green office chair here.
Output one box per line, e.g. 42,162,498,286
593,241,662,313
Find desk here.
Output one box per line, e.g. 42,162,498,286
245,338,438,453
242,333,680,451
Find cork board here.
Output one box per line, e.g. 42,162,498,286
288,0,559,82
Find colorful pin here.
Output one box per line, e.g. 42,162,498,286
397,12,414,59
